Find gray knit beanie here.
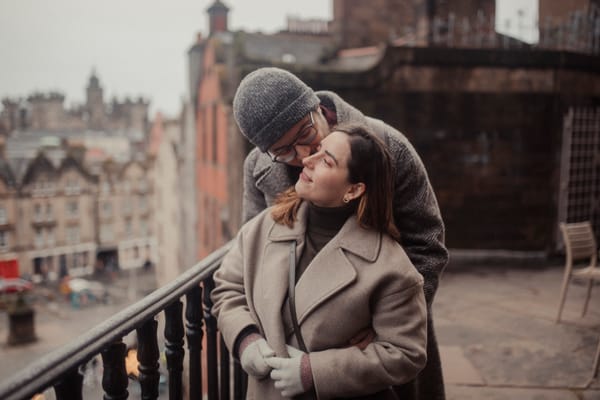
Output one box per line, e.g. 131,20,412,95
233,67,320,152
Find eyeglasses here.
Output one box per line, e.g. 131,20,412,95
267,112,318,163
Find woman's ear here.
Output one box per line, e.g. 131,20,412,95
345,182,366,202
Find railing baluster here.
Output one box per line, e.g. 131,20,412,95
204,276,218,400
234,360,248,400
186,285,204,400
136,319,160,400
53,366,83,400
165,300,185,400
233,359,244,400
219,334,230,400
102,340,129,400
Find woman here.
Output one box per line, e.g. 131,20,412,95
211,124,427,400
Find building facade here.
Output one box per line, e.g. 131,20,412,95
0,153,156,280
149,112,184,286
189,0,600,256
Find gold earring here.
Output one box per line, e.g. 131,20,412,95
343,197,349,203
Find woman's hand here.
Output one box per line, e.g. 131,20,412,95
240,337,275,379
266,345,313,398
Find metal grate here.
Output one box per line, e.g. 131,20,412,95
557,107,600,249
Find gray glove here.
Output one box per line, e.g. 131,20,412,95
240,338,275,379
266,345,308,398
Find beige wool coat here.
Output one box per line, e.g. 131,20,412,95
211,202,428,400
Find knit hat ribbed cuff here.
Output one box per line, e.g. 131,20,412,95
252,89,318,152
233,67,320,152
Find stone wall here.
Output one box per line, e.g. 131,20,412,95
298,47,600,251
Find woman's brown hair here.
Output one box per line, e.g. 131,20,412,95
271,123,400,240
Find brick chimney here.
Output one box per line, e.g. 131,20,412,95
207,0,230,36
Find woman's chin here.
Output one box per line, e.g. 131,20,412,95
295,182,309,200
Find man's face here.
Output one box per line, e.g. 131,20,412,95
267,109,330,167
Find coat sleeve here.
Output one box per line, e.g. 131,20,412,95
389,136,449,305
242,149,268,223
210,228,257,353
308,279,427,399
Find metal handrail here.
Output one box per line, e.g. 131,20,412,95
0,241,233,400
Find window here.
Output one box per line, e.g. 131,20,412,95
140,219,148,236
100,224,114,242
123,181,131,194
67,226,80,244
139,196,147,213
101,181,111,196
46,204,53,221
138,179,148,193
0,206,6,225
65,178,81,195
212,103,218,162
122,199,132,216
0,231,8,250
103,201,112,218
125,220,133,238
47,229,55,247
35,229,44,248
34,203,43,222
34,179,55,197
66,201,78,218
72,253,80,268
44,180,55,196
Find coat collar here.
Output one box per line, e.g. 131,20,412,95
260,201,384,333
251,149,295,196
268,201,381,262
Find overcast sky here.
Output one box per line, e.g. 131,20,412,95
0,0,535,117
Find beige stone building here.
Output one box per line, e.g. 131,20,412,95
0,160,19,277
114,160,155,271
0,152,157,280
17,154,97,280
149,113,184,286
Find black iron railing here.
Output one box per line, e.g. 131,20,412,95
0,242,247,400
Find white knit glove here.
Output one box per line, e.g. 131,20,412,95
240,338,275,379
266,345,308,398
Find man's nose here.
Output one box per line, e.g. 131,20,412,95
295,144,313,161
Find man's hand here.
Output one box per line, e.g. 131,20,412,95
240,338,275,379
348,327,375,350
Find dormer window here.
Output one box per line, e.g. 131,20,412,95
65,178,81,195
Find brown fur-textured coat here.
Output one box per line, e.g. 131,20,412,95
212,202,427,400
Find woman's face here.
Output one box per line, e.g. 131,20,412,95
295,131,357,207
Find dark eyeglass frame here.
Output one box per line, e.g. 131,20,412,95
267,111,318,163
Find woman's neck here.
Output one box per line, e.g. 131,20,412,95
307,202,355,233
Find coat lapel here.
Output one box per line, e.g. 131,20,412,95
260,202,383,346
294,214,382,325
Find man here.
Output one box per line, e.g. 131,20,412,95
233,67,449,400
